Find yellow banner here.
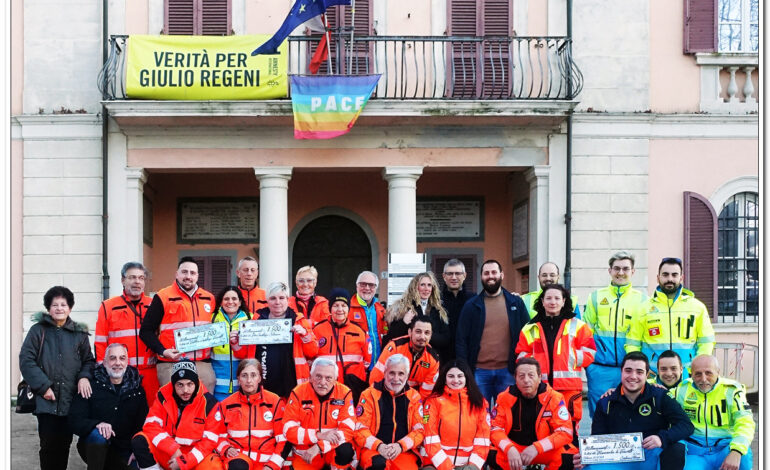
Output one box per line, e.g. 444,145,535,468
126,35,288,100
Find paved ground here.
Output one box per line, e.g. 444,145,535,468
11,403,760,469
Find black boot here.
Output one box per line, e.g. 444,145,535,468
85,442,110,470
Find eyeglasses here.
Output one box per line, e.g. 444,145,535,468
443,272,465,277
357,282,377,289
611,267,632,273
125,275,146,282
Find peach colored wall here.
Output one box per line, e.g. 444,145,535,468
649,0,700,113
387,0,432,35
126,0,149,35
647,138,758,288
12,0,23,115
12,139,24,389
246,0,294,34
527,0,548,36
144,170,520,298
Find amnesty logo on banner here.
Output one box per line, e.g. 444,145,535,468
126,35,288,100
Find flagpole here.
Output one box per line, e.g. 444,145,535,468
348,0,355,74
323,14,332,73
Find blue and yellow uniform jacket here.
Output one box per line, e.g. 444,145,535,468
211,308,251,399
583,283,646,368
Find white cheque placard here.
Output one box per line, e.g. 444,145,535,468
580,433,645,464
174,322,229,353
239,319,293,345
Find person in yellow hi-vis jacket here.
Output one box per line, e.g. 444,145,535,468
672,355,755,470
625,257,715,377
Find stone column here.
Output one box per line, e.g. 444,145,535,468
525,165,550,290
382,167,423,254
124,167,147,264
254,167,293,286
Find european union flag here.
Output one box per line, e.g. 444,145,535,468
252,0,351,56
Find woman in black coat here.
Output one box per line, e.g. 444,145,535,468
19,286,95,470
383,272,451,361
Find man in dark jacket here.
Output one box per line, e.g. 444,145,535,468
455,259,529,406
440,258,472,364
575,351,694,470
69,343,149,470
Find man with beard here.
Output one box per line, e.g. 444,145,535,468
521,262,580,318
456,259,529,406
626,257,715,377
369,315,440,399
69,343,149,470
574,352,693,470
132,360,221,470
355,354,425,470
95,262,158,403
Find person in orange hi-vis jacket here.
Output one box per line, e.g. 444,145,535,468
421,360,490,470
515,283,596,444
208,359,287,470
282,358,357,470
354,353,425,470
288,266,331,325
490,357,577,470
369,315,439,399
94,261,159,404
131,360,222,470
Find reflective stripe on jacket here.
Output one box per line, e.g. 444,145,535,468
211,308,251,398
311,318,371,382
282,381,357,454
672,377,755,455
289,295,330,326
354,381,424,452
141,382,219,470
212,388,286,470
154,283,215,361
625,287,715,372
491,383,573,455
583,283,646,367
369,336,439,399
516,317,596,391
95,293,155,368
422,389,490,470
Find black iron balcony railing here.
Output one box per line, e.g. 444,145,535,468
99,33,582,101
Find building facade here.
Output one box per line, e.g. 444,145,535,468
11,0,758,389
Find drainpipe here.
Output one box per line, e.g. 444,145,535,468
563,0,574,290
101,0,110,300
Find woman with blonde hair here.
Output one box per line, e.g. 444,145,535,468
383,272,451,362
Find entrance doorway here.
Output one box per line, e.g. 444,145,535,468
291,215,372,296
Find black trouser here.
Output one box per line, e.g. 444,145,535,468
660,442,686,470
37,414,73,470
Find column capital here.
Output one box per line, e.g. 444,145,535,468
254,166,293,179
125,167,147,183
382,166,424,181
524,165,550,185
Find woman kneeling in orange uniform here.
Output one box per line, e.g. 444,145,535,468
422,360,490,470
210,359,287,470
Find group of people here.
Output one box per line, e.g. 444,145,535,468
18,252,754,470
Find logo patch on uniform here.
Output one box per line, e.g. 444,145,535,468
486,413,491,425
204,304,212,313
420,361,430,368
354,313,362,320
318,337,327,347
331,409,339,419
215,411,221,421
356,405,364,416
685,392,698,404
648,327,660,337
348,406,355,416
490,408,497,419
639,404,652,416
422,414,430,423
331,399,345,406
649,306,659,313
542,411,552,418
263,411,273,421
600,298,609,305
557,406,569,420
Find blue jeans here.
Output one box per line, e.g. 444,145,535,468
685,443,752,470
474,367,515,407
586,363,621,418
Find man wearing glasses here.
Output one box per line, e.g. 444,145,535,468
626,257,715,378
440,258,471,363
349,270,387,369
583,251,648,417
521,262,581,318
94,261,159,404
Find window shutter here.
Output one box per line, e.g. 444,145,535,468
684,0,717,53
190,255,232,295
202,0,231,35
481,0,511,98
683,191,718,319
166,0,196,35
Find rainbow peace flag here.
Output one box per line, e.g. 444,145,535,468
290,74,381,139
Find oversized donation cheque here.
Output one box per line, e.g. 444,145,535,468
238,319,293,345
579,433,645,465
174,322,229,353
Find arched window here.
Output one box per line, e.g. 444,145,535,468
717,192,758,322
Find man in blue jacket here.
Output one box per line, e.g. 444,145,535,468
576,351,694,470
455,259,529,407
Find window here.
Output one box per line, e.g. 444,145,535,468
717,192,758,322
165,0,231,35
718,0,758,52
190,255,233,294
310,1,372,74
